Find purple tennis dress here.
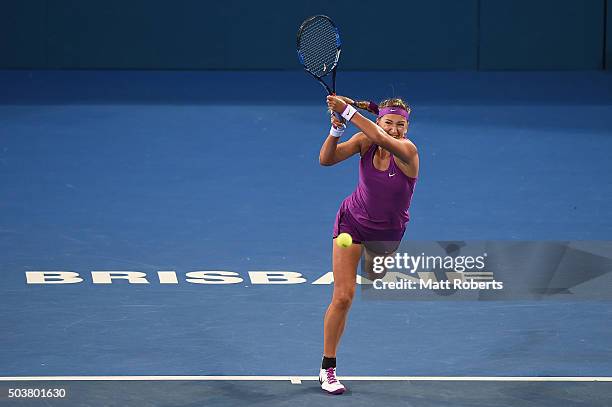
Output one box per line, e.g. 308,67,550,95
333,143,417,249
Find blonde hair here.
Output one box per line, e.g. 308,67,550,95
351,97,412,118
378,98,411,115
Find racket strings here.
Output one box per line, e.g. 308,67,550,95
298,18,339,78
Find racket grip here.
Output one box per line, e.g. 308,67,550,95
329,93,342,121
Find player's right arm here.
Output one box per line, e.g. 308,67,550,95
319,127,365,166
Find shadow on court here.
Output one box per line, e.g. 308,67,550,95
1,380,612,407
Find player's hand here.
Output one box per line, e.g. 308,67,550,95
326,95,347,114
330,114,346,129
336,95,355,105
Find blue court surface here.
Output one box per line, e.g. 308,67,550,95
1,70,612,406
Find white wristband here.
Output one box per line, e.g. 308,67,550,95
341,104,357,121
330,123,345,138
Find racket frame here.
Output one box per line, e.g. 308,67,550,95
296,15,344,121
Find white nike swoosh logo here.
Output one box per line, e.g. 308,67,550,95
389,173,396,177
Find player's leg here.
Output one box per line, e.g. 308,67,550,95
363,247,386,281
324,239,362,356
363,239,400,280
320,239,362,394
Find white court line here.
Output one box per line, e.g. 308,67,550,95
0,376,611,382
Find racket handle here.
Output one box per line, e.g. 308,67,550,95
327,93,344,122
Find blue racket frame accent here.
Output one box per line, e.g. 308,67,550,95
296,15,342,86
297,15,343,121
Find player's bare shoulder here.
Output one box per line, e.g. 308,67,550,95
355,132,373,157
395,137,419,161
403,137,418,154
394,138,419,178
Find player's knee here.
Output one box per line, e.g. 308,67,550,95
332,289,355,311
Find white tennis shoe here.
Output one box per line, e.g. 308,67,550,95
319,367,346,394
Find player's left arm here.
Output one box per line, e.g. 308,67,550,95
326,96,417,164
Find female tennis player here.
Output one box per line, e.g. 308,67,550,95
317,95,419,394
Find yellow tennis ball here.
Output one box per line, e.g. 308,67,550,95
336,233,353,248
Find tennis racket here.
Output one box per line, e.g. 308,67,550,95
296,15,343,120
